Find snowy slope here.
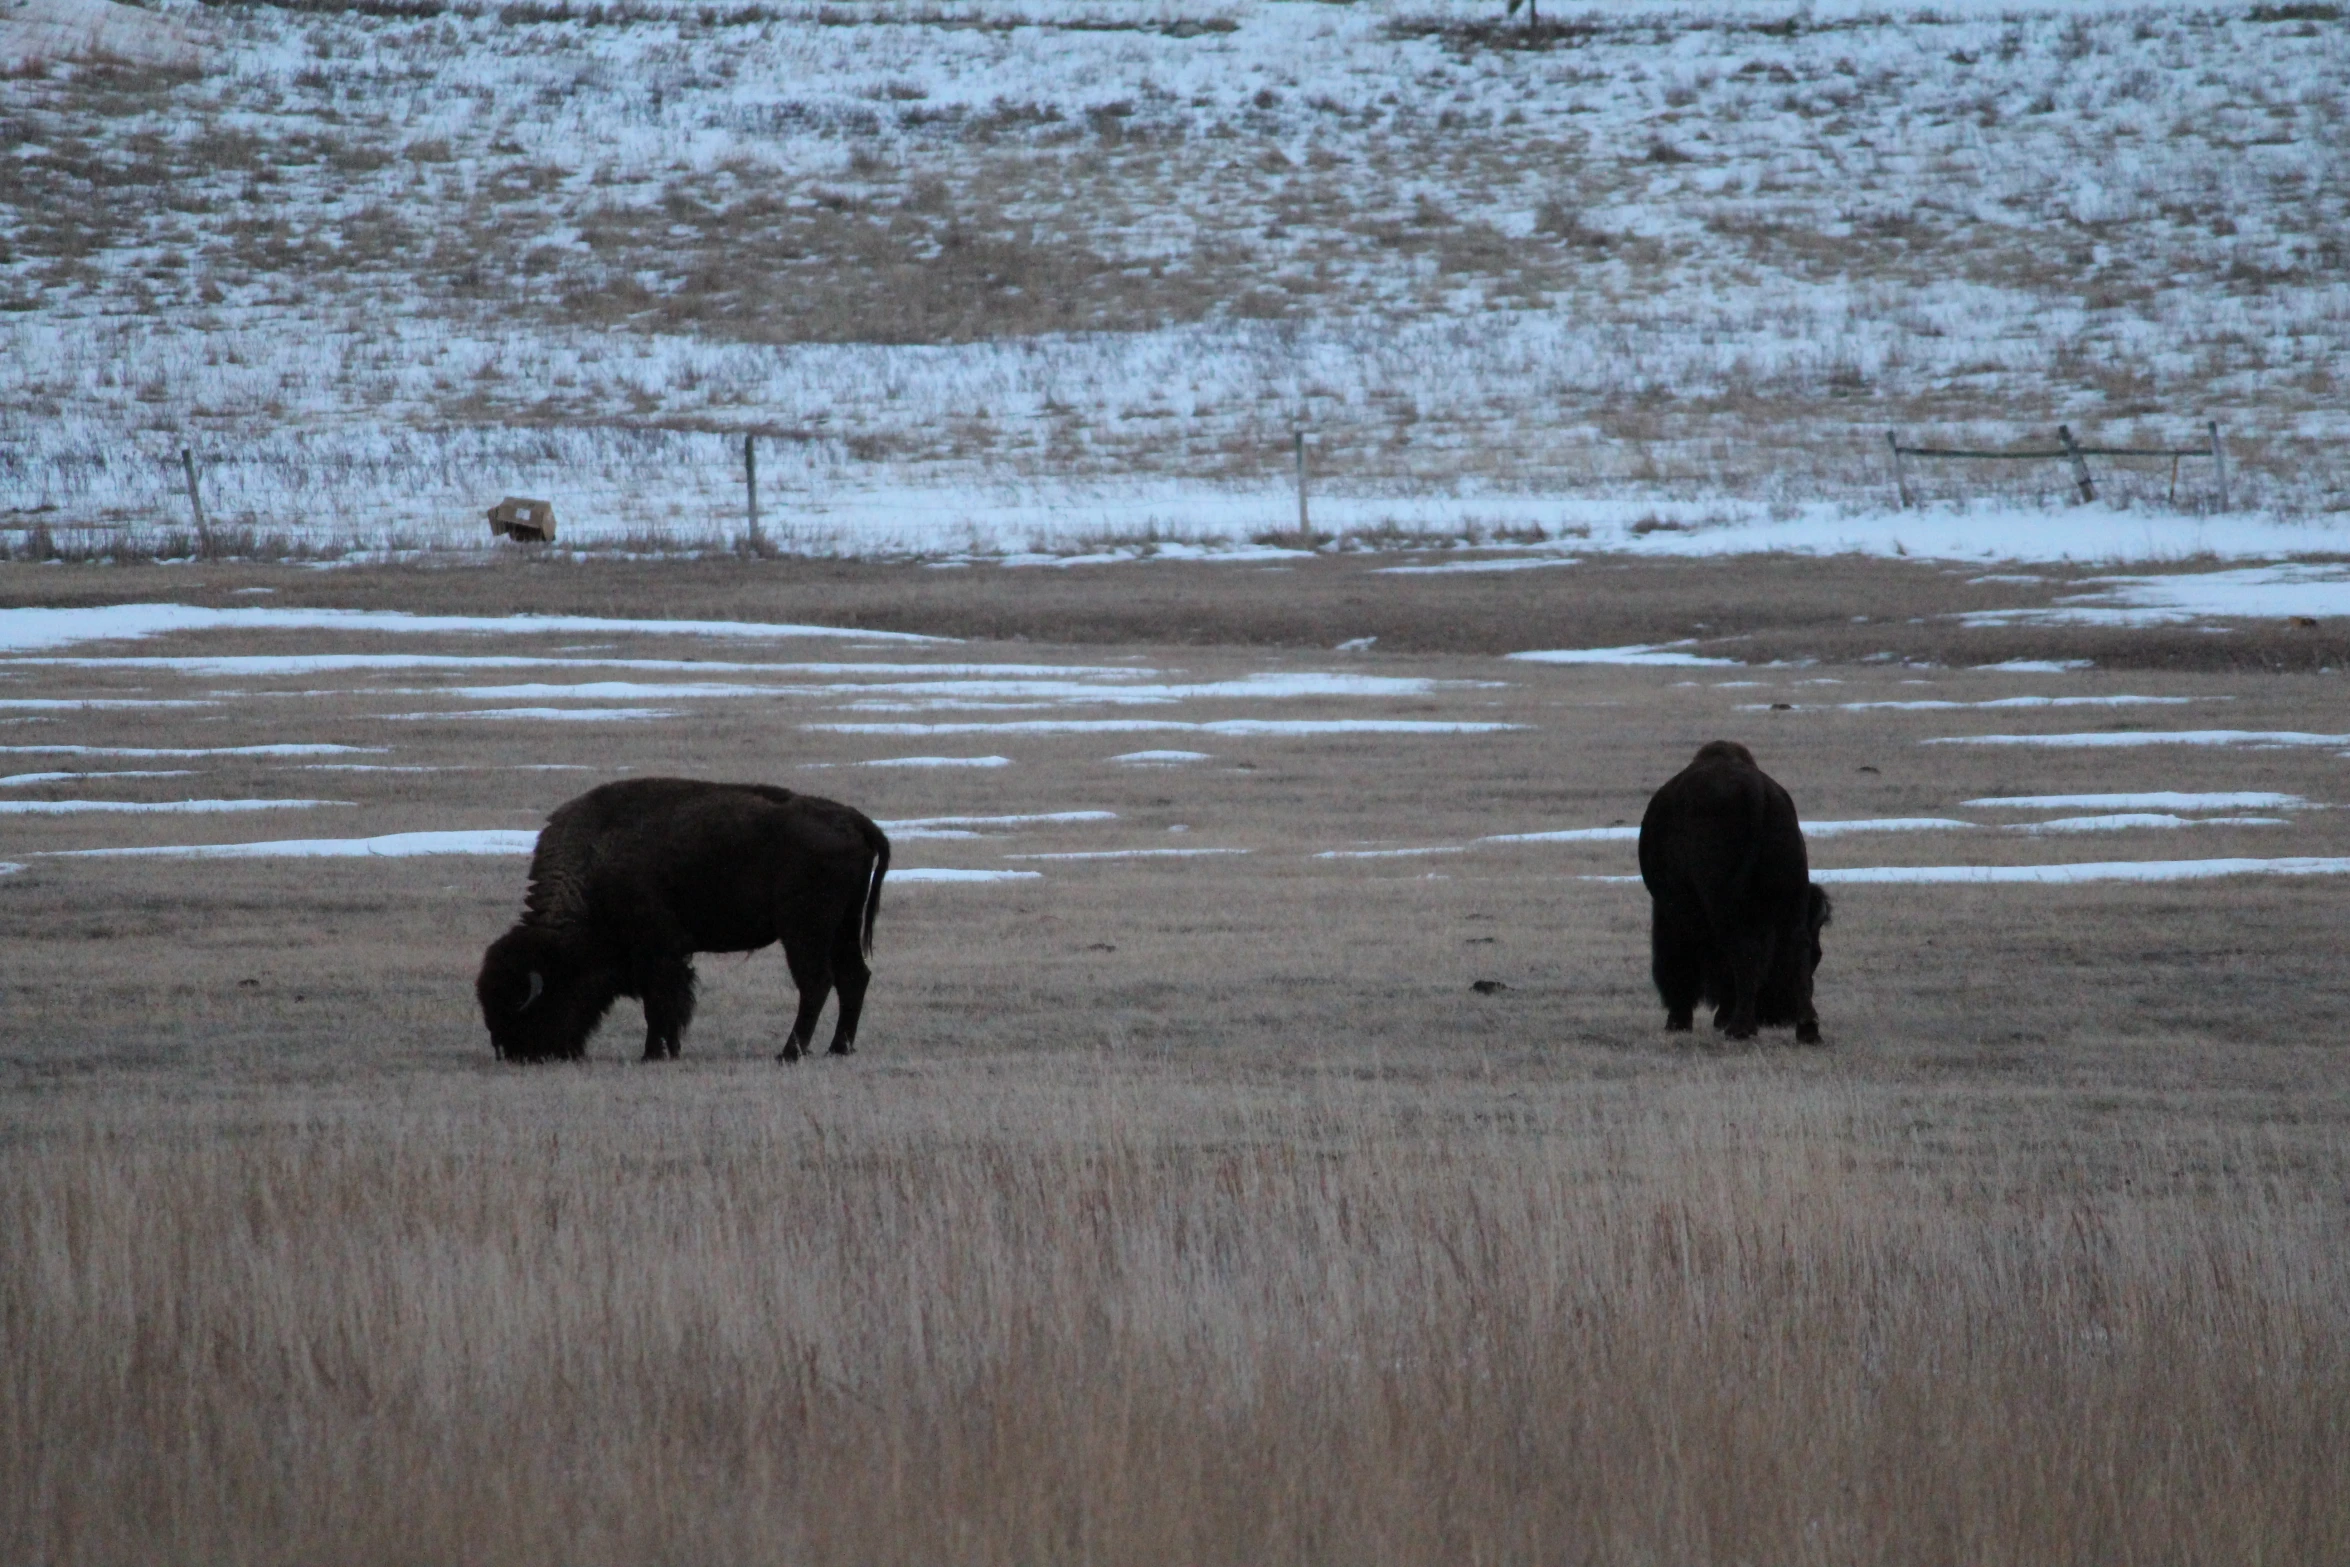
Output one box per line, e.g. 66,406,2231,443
2,0,2345,555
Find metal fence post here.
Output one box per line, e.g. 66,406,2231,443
2209,421,2229,512
1886,430,1910,509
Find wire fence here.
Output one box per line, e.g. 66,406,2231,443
1887,423,2227,511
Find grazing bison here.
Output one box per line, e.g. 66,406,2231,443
1637,741,1830,1044
475,778,889,1063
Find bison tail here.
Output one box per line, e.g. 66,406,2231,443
859,822,890,959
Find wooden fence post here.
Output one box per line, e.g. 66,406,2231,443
179,448,210,552
2209,420,2229,511
1885,429,1910,509
2056,425,2095,503
744,433,761,547
1293,427,1309,540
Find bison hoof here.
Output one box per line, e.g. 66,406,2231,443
1665,1009,1694,1032
828,1041,856,1057
1796,1021,1823,1045
778,1043,803,1064
1723,1023,1758,1041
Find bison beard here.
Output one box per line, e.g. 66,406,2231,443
475,778,889,1064
1637,740,1831,1044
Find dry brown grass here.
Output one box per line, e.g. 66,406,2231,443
4,560,2350,1561
7,1072,2346,1565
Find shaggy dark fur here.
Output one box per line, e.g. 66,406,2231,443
475,778,889,1063
1637,740,1831,1044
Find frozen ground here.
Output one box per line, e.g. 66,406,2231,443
1965,562,2350,625
4,598,2345,890
2,0,2346,556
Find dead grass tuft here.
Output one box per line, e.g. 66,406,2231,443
1,521,329,564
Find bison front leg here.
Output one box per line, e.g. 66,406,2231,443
640,956,696,1061
1793,974,1823,1045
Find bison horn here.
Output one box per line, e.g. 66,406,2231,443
520,970,544,1011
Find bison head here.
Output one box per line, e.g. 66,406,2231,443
1801,882,1832,969
475,924,620,1062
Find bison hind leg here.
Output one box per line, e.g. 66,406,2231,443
823,909,872,1057
776,927,836,1064
1649,900,1705,1032
1713,930,1776,1041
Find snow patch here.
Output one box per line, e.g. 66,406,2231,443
1509,643,1742,668
0,0,210,69
1,769,196,786
1005,848,1249,860
51,829,540,859
808,718,1525,737
1769,695,2198,712
1315,846,1466,859
0,605,945,655
1480,827,1642,844
1964,565,2350,629
2013,813,2288,833
878,811,1118,829
1972,659,2094,673
298,763,591,773
11,654,1140,678
1583,858,2350,885
1925,730,2350,749
1205,719,1523,737
1966,792,2312,811
431,682,807,700
381,707,681,722
0,797,346,815
1375,556,1579,576
0,744,381,758
1814,858,2350,884
889,868,1042,883
0,699,219,711
857,755,1012,769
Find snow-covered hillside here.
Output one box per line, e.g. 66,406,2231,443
2,0,2345,553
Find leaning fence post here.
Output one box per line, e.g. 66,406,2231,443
179,447,210,552
2209,420,2229,512
2056,424,2095,503
1293,426,1309,540
1885,430,1910,509
743,433,761,548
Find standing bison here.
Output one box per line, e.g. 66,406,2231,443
1637,741,1830,1044
476,778,889,1063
